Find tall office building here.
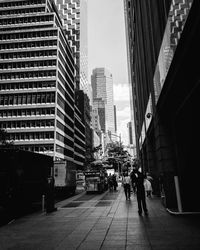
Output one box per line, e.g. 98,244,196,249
55,0,90,100
55,0,91,168
91,68,115,135
0,0,76,167
124,0,199,212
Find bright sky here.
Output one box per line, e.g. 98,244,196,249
88,0,131,145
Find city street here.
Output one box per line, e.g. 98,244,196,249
0,184,200,250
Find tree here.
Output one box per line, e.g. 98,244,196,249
107,141,124,157
106,142,130,174
84,144,102,168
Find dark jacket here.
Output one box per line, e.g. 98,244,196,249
131,171,145,193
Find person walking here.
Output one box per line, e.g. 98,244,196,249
130,170,136,195
122,172,131,200
131,169,148,215
108,173,113,191
144,177,152,197
112,174,118,191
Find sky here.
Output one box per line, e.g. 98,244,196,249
88,0,131,145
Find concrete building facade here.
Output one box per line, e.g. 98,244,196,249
0,0,85,170
55,0,90,100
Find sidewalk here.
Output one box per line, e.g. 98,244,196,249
0,185,200,250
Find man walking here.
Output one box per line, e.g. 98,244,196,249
131,169,148,215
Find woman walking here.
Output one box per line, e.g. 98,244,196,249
122,172,131,200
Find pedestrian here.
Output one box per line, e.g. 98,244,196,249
130,169,136,194
112,174,118,191
108,173,113,191
144,177,152,197
132,169,148,215
122,172,131,200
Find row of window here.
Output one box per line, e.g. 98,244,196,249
0,60,57,70
57,120,74,139
57,108,73,128
57,93,74,118
74,127,85,142
0,14,53,26
0,119,54,129
58,33,74,65
58,61,73,85
75,115,85,134
58,81,74,107
0,0,45,8
74,137,85,149
0,81,56,91
0,40,57,50
58,52,74,80
0,24,53,32
0,92,55,105
56,132,74,148
56,144,74,158
0,30,58,41
0,70,56,80
18,144,54,153
74,145,85,156
0,108,55,117
0,7,45,17
0,50,57,60
74,154,85,164
58,71,74,98
6,131,54,141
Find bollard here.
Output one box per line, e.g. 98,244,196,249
42,195,45,212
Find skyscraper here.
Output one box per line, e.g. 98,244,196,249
91,68,115,135
0,0,76,166
55,0,91,168
55,0,90,100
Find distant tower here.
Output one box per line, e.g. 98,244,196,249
91,68,115,134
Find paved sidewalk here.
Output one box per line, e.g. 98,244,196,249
0,185,200,250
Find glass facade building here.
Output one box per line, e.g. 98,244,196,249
91,68,115,135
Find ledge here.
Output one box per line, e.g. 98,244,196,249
166,208,200,215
